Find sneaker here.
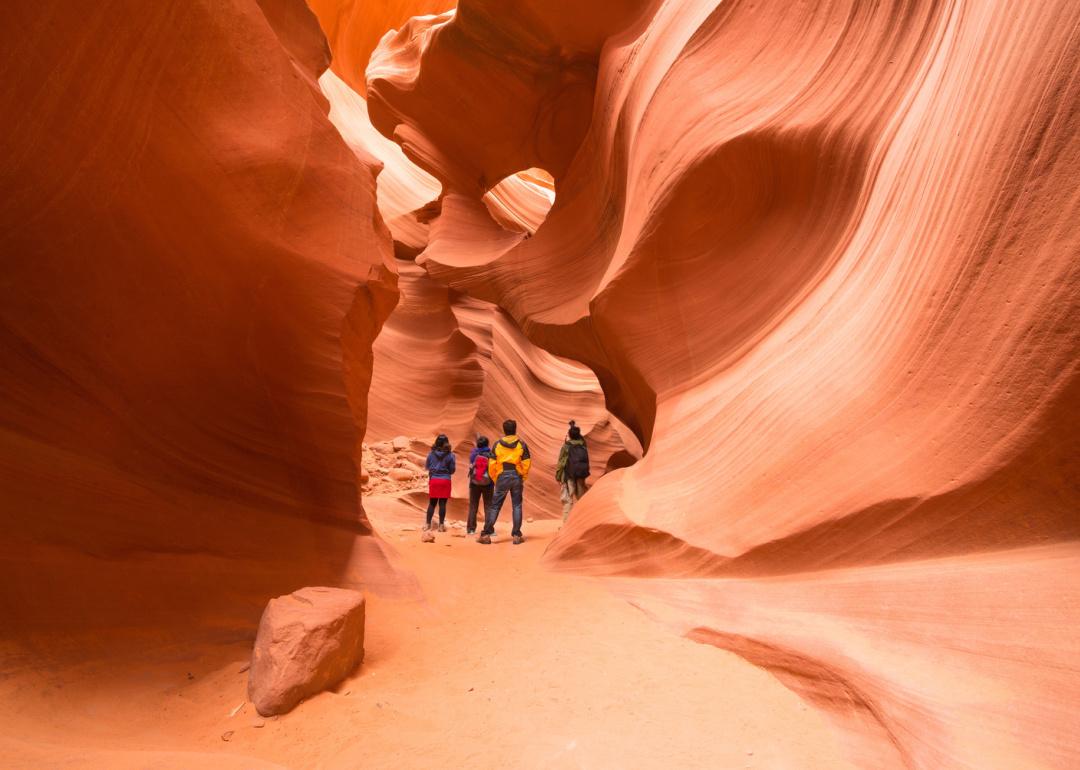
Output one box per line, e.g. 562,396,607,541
477,535,491,545
512,535,524,545
422,524,430,532
438,523,446,533
466,530,475,536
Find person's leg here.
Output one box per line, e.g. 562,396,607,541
467,484,480,533
466,483,479,531
481,484,493,527
482,476,508,536
425,497,436,529
575,478,587,500
438,497,448,528
561,478,573,521
510,475,524,538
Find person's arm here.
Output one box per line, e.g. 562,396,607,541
425,452,433,472
449,454,457,475
555,443,568,481
520,439,532,480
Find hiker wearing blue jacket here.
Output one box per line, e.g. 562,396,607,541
424,434,456,532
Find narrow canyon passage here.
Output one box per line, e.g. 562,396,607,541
2,1,1078,768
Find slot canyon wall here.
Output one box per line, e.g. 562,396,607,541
349,0,1079,768
0,0,403,639
322,59,638,515
0,0,1076,768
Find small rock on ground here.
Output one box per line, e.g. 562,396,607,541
248,587,366,717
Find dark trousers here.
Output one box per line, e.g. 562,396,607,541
425,497,447,527
482,471,524,537
467,482,493,533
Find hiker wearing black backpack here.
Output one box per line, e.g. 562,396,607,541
466,435,494,535
556,421,590,521
478,419,532,545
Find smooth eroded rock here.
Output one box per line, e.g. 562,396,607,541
248,587,366,716
388,467,414,481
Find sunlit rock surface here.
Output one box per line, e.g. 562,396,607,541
308,0,456,95
364,0,1080,767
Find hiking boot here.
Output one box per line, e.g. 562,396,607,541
512,535,524,545
466,530,475,536
477,535,491,545
438,523,446,533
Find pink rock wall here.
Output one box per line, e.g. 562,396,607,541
2,0,1076,764
363,0,1080,766
322,56,632,516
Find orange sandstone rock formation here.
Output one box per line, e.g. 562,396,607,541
0,0,399,637
363,258,638,516
364,0,1080,767
1,0,1077,767
323,66,631,515
308,0,457,95
249,587,367,716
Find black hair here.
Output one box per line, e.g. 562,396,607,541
568,425,582,440
476,435,489,448
432,433,449,450
502,419,517,435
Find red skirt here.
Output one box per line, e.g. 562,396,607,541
428,477,452,499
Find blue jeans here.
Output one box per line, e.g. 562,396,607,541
482,471,523,537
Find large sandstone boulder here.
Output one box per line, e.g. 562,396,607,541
248,587,366,716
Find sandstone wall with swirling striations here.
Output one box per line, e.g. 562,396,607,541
307,0,457,96
0,0,403,638
365,0,1080,766
362,257,638,515
323,56,631,515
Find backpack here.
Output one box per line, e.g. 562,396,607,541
566,442,590,479
472,451,492,485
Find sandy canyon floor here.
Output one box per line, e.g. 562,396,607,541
0,495,855,769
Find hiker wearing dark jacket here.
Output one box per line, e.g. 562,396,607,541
466,436,494,535
424,434,456,532
556,421,590,521
478,419,531,545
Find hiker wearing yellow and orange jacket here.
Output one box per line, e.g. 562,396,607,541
478,419,532,545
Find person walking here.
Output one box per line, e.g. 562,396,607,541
424,434,456,532
556,421,590,521
466,435,494,535
478,419,531,545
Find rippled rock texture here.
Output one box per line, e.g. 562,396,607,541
361,1,1080,767
2,0,1077,767
0,0,400,636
